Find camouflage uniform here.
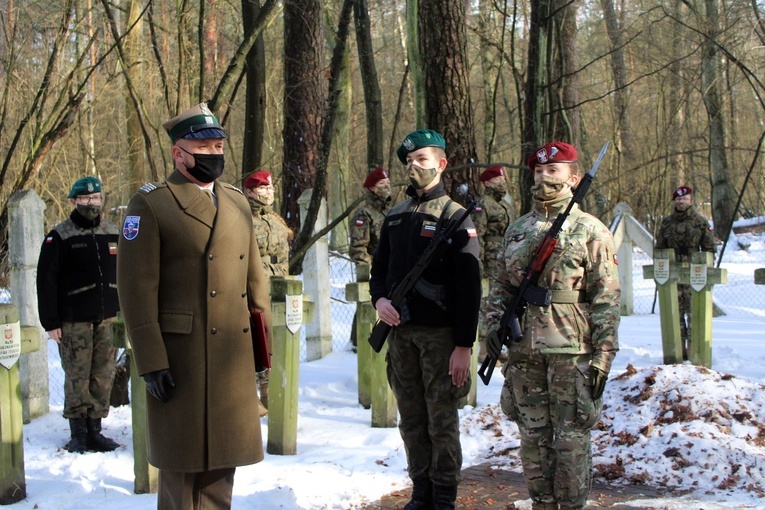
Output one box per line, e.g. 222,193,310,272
37,210,119,420
655,206,715,358
370,182,482,489
349,191,390,265
250,201,292,276
487,191,620,510
473,187,516,358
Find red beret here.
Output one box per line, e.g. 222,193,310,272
672,186,692,200
243,170,272,189
363,167,388,189
527,141,578,171
479,165,505,183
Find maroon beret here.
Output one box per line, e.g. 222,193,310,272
243,170,272,189
672,186,692,200
479,165,505,183
527,141,578,171
363,167,388,189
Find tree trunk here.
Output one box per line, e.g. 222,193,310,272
123,0,147,201
406,0,426,129
418,0,479,200
282,0,325,235
354,0,384,171
702,0,737,243
241,0,266,176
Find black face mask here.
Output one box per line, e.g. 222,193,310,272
179,146,225,183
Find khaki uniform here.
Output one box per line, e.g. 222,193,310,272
349,191,390,265
487,191,620,509
655,206,715,357
250,201,291,276
117,170,272,472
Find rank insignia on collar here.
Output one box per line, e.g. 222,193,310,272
123,216,140,240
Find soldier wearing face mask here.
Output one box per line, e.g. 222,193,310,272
37,176,121,454
117,103,272,509
244,170,293,277
349,167,391,265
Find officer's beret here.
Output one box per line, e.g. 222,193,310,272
363,167,388,189
479,165,505,182
68,176,102,198
243,170,272,189
672,185,692,200
162,103,227,142
527,141,578,171
396,129,446,164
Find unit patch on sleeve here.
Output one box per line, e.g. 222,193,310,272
123,216,141,240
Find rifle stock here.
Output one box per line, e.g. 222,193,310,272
477,141,609,385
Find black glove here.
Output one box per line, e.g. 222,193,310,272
588,366,607,400
485,328,504,360
143,369,175,403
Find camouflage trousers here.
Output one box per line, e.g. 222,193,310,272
678,283,692,359
499,353,602,510
59,321,117,419
386,324,470,487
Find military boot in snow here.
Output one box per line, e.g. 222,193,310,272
433,484,458,510
67,418,88,454
86,417,119,452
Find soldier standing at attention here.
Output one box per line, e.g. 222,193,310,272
117,103,272,510
370,129,482,510
349,166,391,265
473,165,516,361
243,169,293,416
486,141,620,510
654,185,715,360
37,176,121,454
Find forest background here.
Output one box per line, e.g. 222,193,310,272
0,0,764,277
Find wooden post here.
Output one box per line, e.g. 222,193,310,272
755,268,765,285
111,317,157,494
0,303,41,504
680,252,727,368
611,202,655,316
268,276,314,455
346,264,372,409
642,248,683,364
460,278,487,409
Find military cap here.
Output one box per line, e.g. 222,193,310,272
396,129,446,164
672,185,693,200
162,103,227,142
243,170,273,189
68,176,102,198
363,167,388,189
479,165,505,183
527,141,578,171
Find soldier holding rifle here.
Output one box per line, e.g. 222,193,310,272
484,141,620,510
370,129,481,510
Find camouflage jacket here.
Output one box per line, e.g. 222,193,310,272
250,201,292,276
472,187,516,278
36,210,120,330
655,207,715,263
486,192,620,372
370,182,482,347
349,191,390,265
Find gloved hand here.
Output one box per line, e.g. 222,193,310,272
588,366,608,400
143,369,175,403
485,328,504,360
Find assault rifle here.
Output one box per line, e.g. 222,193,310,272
477,141,610,384
368,191,477,353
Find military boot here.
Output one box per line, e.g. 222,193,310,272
433,484,458,510
67,418,88,454
404,478,433,510
86,418,119,452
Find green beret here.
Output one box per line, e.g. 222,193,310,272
396,129,446,164
68,176,102,198
162,102,227,142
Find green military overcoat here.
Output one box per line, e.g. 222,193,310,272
117,170,272,472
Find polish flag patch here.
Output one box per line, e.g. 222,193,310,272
466,228,477,237
355,219,365,226
45,236,54,244
475,206,483,213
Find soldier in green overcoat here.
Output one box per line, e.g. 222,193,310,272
117,103,272,509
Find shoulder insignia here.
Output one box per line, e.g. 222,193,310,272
466,228,477,237
139,183,159,194
223,183,244,195
355,219,365,226
475,206,483,213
